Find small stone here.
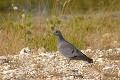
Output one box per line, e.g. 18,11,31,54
69,76,74,80
40,53,54,60
9,72,14,78
30,64,38,68
0,56,9,64
115,48,120,51
118,70,120,77
37,47,46,53
96,58,105,65
71,69,79,76
19,47,31,54
4,65,11,70
102,66,112,70
86,49,92,52
107,49,113,53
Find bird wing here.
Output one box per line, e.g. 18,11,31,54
58,41,79,58
59,41,92,62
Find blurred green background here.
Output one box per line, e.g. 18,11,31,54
0,0,120,55
0,0,119,15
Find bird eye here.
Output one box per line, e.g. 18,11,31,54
56,31,58,33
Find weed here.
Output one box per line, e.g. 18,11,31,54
47,15,62,31
0,1,120,55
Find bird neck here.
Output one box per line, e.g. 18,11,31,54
57,35,65,42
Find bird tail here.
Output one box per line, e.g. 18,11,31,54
81,54,93,63
87,58,93,63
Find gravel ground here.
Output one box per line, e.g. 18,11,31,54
0,48,120,80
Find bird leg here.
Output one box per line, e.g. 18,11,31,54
66,58,71,65
65,58,72,70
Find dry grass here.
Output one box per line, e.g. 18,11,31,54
0,12,120,55
0,0,120,55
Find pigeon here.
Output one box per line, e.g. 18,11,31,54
54,30,93,63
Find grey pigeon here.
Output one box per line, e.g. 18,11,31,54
54,30,93,63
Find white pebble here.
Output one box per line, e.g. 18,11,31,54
102,66,112,70
118,70,120,77
96,58,104,64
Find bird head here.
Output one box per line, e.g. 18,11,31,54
53,30,62,36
